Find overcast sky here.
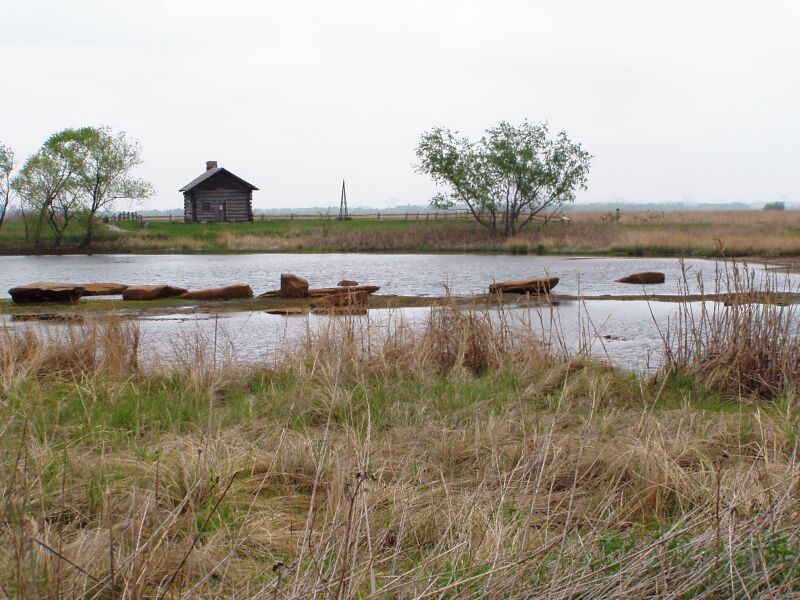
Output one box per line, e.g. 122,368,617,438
1,1,798,210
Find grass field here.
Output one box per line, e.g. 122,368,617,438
2,292,799,598
1,210,799,257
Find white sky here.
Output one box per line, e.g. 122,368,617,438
1,0,798,210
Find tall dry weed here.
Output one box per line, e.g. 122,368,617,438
660,261,800,398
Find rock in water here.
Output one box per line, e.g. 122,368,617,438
279,274,310,298
265,307,308,315
615,272,665,284
337,280,359,287
180,284,254,300
489,276,559,295
122,285,189,301
79,283,128,296
307,285,380,297
9,282,85,304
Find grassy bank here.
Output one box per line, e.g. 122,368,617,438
2,296,799,598
1,210,799,257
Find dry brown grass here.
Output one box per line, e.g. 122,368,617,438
101,210,800,257
660,260,800,399
1,302,800,598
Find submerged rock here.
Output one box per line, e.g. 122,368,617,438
337,279,359,287
180,284,253,300
489,276,559,295
616,272,665,284
265,307,308,316
312,290,370,308
307,285,380,297
9,282,85,304
122,285,189,301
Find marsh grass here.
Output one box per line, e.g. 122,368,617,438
660,260,800,399
5,209,797,256
1,300,800,598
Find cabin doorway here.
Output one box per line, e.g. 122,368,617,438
217,202,226,223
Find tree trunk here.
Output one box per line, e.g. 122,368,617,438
81,211,96,247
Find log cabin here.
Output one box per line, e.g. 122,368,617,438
181,161,258,223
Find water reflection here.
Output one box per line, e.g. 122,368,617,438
1,300,689,373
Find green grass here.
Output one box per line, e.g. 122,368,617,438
3,211,800,259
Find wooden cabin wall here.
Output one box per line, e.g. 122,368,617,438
183,172,254,223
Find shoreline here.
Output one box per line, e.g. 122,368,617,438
3,289,799,319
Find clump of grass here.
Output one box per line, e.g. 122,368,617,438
0,318,139,383
660,260,800,399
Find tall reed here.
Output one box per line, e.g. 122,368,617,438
660,260,800,399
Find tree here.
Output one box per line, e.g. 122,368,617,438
56,127,152,246
763,201,785,211
12,134,82,246
0,142,13,233
416,120,591,236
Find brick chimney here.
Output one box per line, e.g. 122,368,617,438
206,161,218,171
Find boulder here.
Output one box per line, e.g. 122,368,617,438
307,285,380,297
337,279,359,287
312,290,370,308
259,283,380,299
280,273,309,299
180,284,253,300
489,276,559,295
122,285,189,301
79,282,128,296
616,272,665,285
9,282,85,304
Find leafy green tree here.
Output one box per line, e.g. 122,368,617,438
763,201,785,211
416,120,591,236
0,142,13,233
58,127,152,246
12,133,83,245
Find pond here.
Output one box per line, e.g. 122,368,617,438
2,254,797,372
0,253,789,298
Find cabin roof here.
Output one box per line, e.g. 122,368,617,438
179,167,259,192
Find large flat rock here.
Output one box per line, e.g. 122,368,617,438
122,285,189,301
489,276,559,295
9,282,85,304
79,283,129,296
180,284,254,300
616,272,665,284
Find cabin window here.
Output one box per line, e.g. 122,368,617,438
202,201,211,211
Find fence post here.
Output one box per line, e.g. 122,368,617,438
378,213,381,220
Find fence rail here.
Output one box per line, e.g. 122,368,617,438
111,211,566,224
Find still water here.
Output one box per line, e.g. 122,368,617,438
0,253,788,298
2,254,796,371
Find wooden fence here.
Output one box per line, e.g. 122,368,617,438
112,211,567,224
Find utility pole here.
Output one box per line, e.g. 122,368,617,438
337,179,351,220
